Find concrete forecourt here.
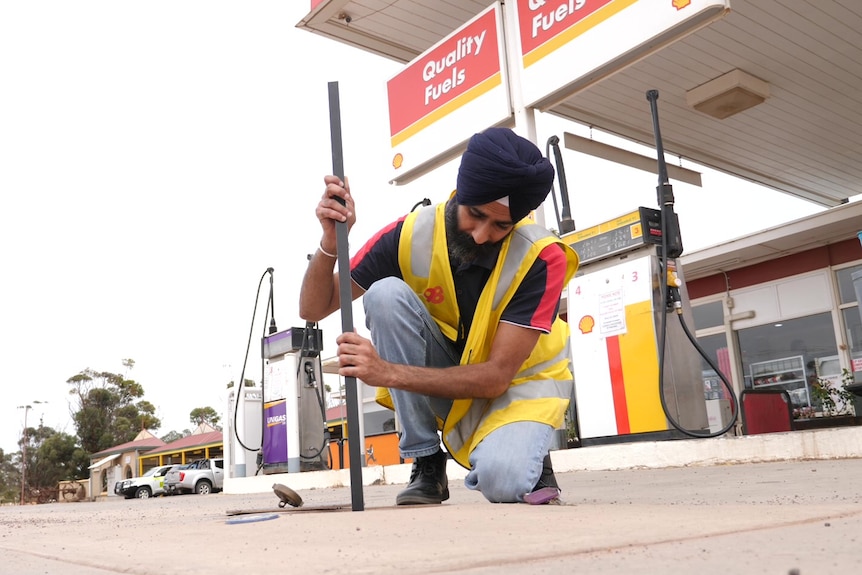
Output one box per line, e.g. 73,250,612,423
2,428,861,575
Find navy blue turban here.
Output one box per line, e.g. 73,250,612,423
455,127,555,223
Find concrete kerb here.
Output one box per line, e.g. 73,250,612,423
223,426,862,495
554,426,862,471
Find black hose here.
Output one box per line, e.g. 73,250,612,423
232,268,272,454
655,229,738,438
648,89,738,438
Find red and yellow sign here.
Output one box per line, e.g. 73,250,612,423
517,0,619,67
514,0,729,108
386,4,511,184
388,9,502,146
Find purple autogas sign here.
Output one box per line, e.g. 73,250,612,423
263,399,288,466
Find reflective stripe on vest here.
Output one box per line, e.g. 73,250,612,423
408,204,555,314
514,336,573,381
408,206,434,279
442,345,574,457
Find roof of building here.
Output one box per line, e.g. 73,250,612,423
680,200,862,280
90,429,167,459
147,423,223,455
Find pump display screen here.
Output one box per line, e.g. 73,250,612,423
563,207,663,265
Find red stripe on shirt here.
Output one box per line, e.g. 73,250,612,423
350,216,405,271
529,244,567,332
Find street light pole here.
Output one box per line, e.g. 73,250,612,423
18,400,46,506
18,405,31,505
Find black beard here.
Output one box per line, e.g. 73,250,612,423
445,200,501,263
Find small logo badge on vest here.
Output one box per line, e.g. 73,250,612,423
424,286,444,304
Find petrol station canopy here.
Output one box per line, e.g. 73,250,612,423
298,1,862,208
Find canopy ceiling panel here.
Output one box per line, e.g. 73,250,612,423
298,1,862,206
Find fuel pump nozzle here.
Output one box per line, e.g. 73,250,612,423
546,136,576,234
303,361,317,387
665,261,684,313
646,90,683,259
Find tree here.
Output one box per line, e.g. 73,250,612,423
12,425,87,503
226,378,257,389
0,448,21,504
67,362,161,455
189,407,221,429
22,426,87,493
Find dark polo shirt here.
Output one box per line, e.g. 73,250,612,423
350,214,567,353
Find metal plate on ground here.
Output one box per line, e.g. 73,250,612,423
225,513,280,524
224,503,454,516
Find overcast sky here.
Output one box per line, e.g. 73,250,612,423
0,2,825,455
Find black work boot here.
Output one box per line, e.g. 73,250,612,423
534,453,559,491
396,449,450,505
524,453,561,505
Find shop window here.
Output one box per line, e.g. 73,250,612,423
836,264,862,304
692,301,724,330
737,312,838,411
836,264,862,384
696,333,734,400
842,307,862,383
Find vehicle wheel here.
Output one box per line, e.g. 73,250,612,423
195,481,212,495
135,486,152,499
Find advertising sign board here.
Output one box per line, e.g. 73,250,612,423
387,3,511,184
514,0,729,109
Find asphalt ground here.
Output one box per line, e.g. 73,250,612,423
1,458,860,575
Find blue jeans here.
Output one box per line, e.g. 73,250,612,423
363,277,554,503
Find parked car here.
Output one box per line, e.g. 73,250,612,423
164,458,224,495
114,464,180,499
160,461,198,496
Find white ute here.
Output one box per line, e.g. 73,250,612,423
114,464,179,499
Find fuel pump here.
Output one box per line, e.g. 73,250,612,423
227,269,329,480
559,90,737,446
261,325,328,473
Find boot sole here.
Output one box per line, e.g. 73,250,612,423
523,487,561,505
396,488,450,506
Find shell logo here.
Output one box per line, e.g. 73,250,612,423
672,0,692,9
578,315,595,334
393,153,404,170
424,286,444,304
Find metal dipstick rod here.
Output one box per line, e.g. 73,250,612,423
327,81,365,511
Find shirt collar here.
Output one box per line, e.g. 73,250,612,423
451,245,500,273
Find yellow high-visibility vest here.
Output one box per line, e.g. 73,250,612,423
377,199,579,468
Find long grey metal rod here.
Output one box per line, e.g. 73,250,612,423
327,81,365,511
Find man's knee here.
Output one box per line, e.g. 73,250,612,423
470,455,531,503
364,277,412,315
